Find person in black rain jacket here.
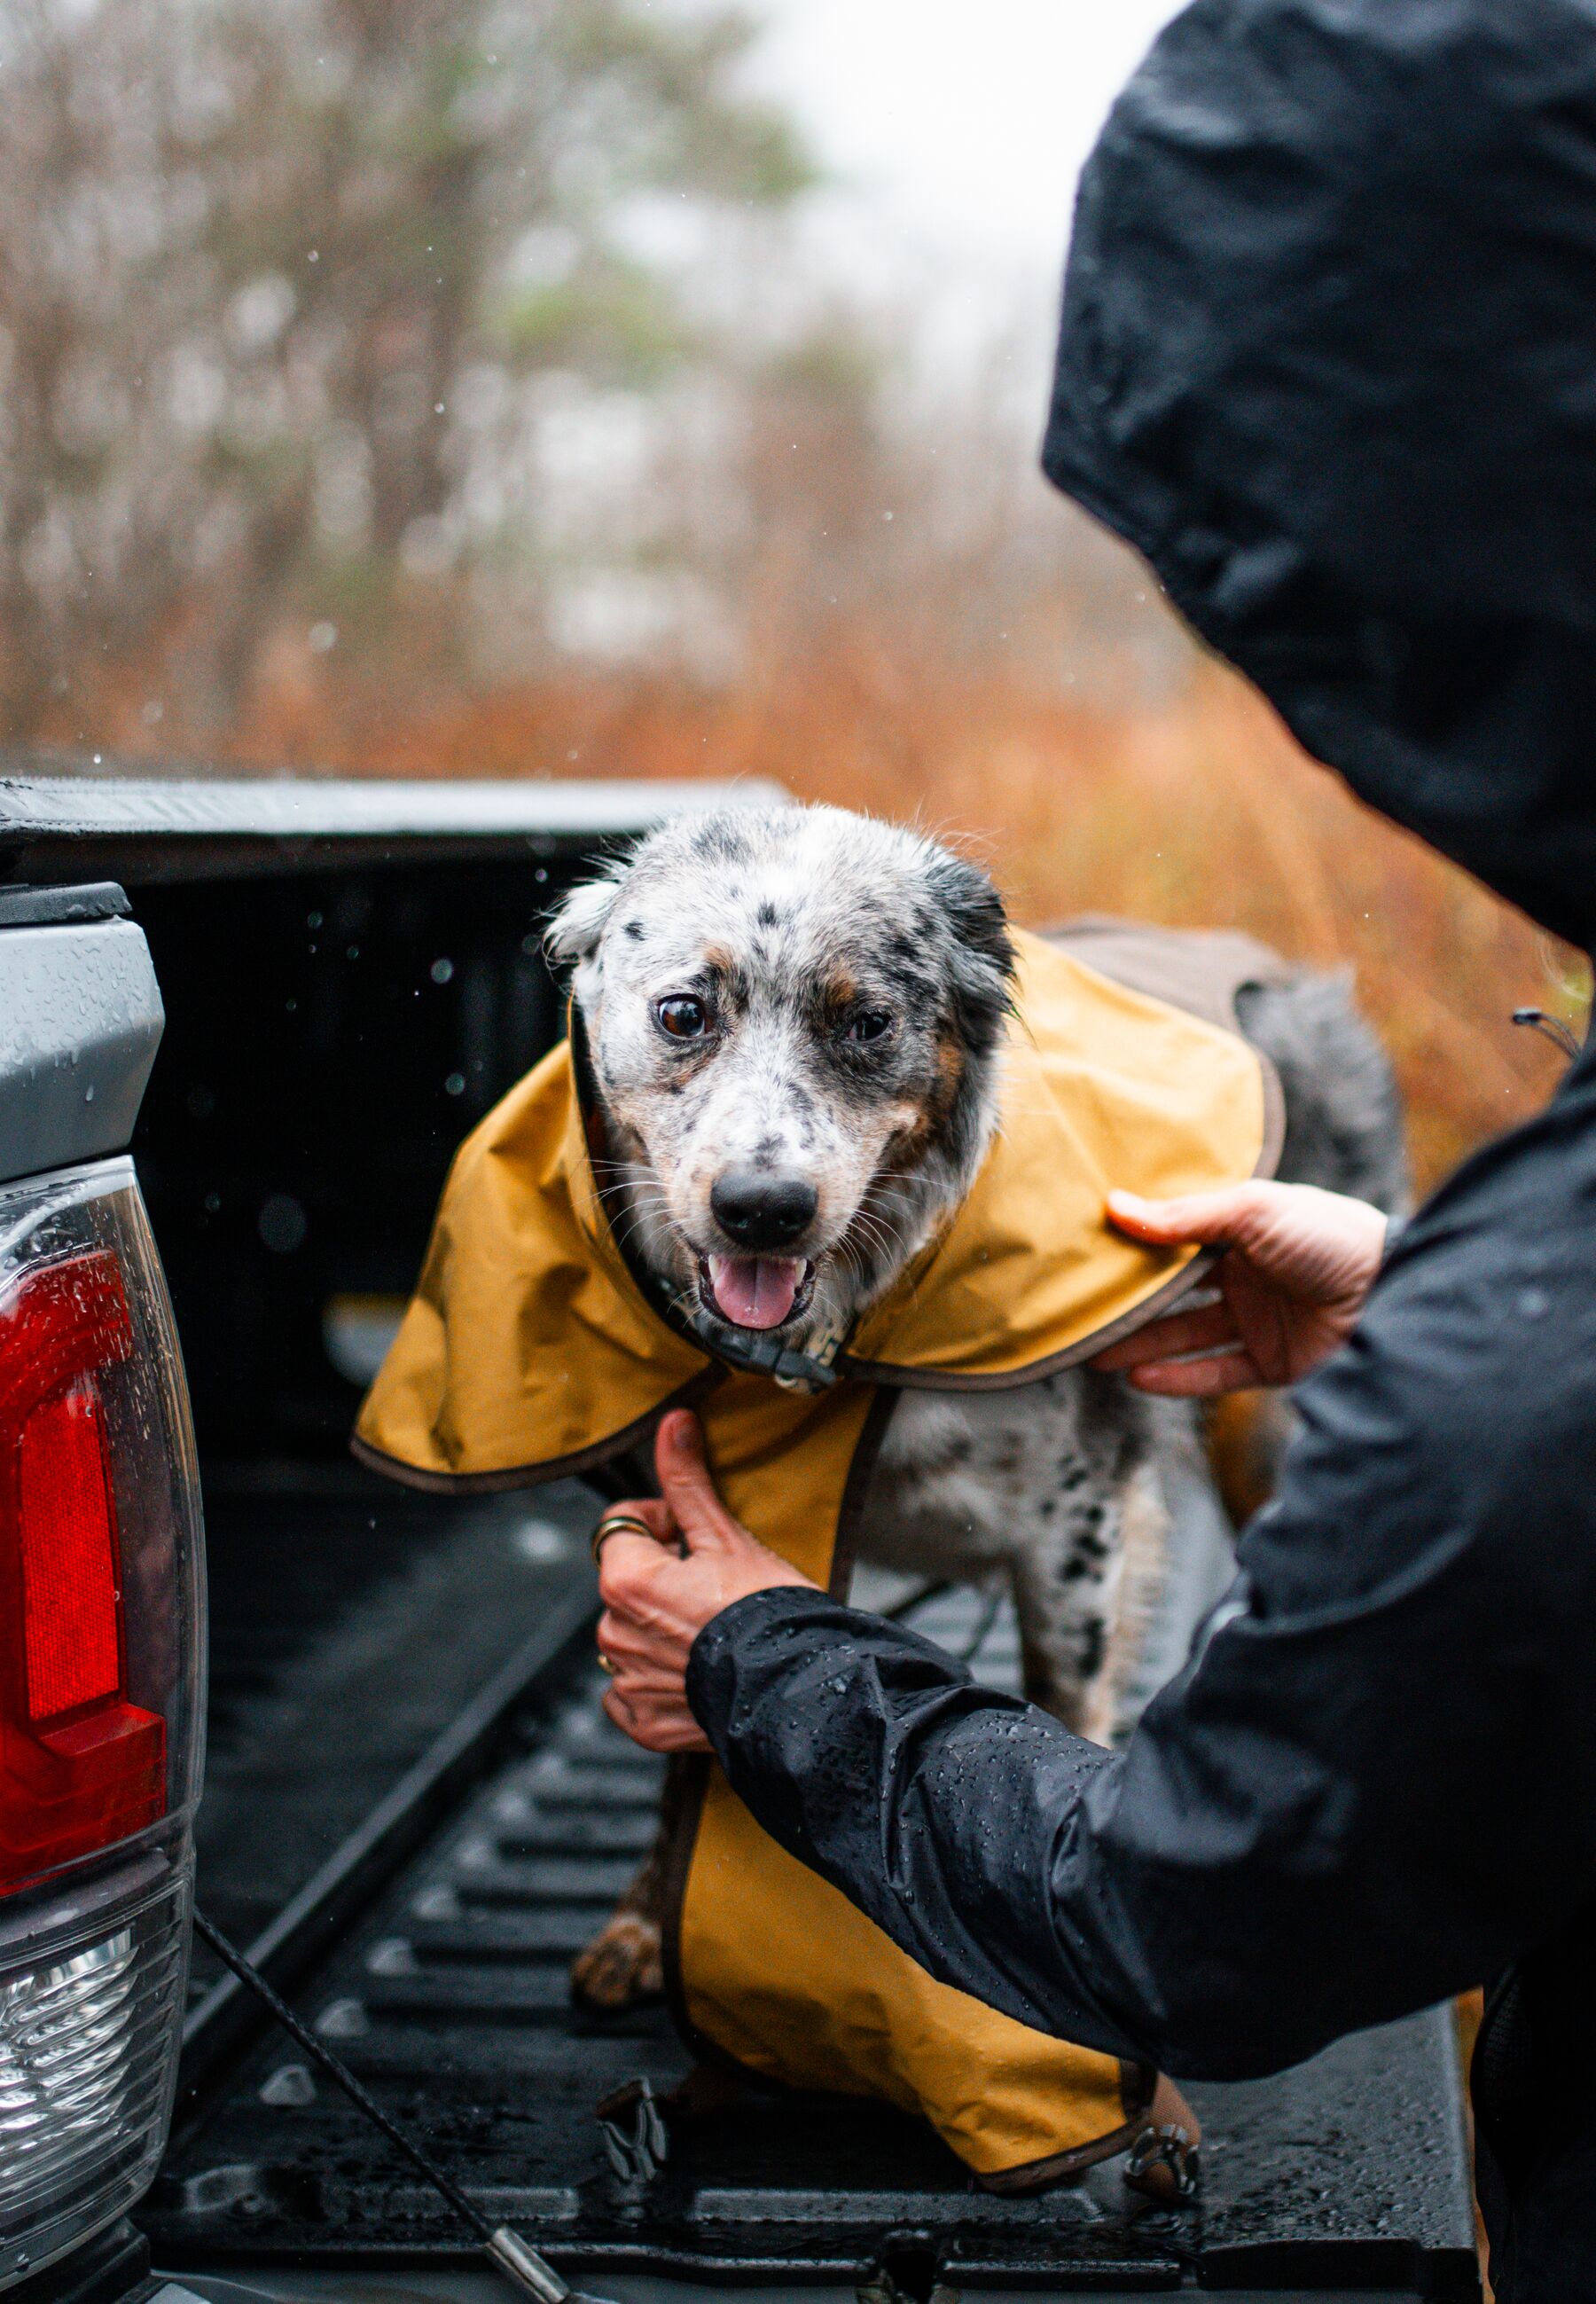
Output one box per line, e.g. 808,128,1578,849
591,4,1596,2293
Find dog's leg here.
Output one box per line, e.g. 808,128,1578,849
1079,1462,1173,1745
570,1757,689,2012
1009,1462,1131,1736
570,1836,667,2011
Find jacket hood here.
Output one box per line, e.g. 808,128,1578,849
1043,0,1596,948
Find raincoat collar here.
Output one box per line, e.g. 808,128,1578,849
354,929,1279,1491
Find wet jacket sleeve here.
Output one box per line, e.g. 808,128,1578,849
685,1149,1596,2080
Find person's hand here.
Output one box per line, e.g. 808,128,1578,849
595,1409,816,1752
1091,1179,1389,1394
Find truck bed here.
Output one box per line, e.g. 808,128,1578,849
141,1479,1479,2302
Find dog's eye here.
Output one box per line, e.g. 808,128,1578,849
656,996,708,1040
841,1008,893,1045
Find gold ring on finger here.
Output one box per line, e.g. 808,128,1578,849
592,1511,656,1564
597,1650,617,1677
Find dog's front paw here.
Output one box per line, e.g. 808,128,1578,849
571,1910,665,2010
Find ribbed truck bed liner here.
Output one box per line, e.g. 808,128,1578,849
143,1581,1478,2299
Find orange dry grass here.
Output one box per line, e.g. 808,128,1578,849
225,643,1584,1195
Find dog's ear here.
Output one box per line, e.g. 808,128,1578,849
926,852,1017,1054
545,874,622,967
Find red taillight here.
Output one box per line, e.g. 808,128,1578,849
21,1383,124,1718
0,1250,167,1893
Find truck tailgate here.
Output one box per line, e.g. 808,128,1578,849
142,1564,1478,2300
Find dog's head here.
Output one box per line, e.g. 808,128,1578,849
548,804,1015,1346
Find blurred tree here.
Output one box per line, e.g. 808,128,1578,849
0,0,812,733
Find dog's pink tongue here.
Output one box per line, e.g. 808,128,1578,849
708,1254,802,1330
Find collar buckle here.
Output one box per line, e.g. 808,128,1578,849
683,1306,848,1394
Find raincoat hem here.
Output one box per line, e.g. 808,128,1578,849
348,1367,721,1494
841,1038,1281,1390
973,2074,1156,2193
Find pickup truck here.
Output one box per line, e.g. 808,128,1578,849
0,768,1482,2304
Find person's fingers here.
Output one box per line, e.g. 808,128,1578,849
598,1612,703,1721
597,1531,677,1617
601,1637,698,1700
1122,1348,1262,1397
602,1682,654,1745
601,1681,709,1752
637,1718,712,1752
1106,1184,1265,1249
1091,1298,1240,1371
607,1665,694,1704
591,1498,677,1565
654,1408,753,1555
594,1608,667,1665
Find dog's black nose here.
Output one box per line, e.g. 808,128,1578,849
711,1171,818,1250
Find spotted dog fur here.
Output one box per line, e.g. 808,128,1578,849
549,803,1406,2011
552,805,1015,1356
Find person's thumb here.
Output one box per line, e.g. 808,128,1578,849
1107,1183,1261,1249
653,1409,745,1554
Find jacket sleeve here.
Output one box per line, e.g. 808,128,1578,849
686,1177,1596,2079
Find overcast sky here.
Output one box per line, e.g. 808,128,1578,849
734,0,1186,405
752,0,1186,275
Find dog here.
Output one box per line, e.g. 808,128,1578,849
546,803,1407,2010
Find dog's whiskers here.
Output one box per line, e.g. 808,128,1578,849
596,1172,685,1268
842,1203,913,1279
851,1211,903,1258
592,1173,664,1207
610,1204,677,1258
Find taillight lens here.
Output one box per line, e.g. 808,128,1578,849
0,1158,204,2289
2,1251,168,1889
1,1859,187,2285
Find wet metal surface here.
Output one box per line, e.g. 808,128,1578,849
145,1586,1478,2297
192,1476,600,1987
163,2274,1444,2304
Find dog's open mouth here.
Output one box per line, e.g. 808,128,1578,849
700,1254,816,1332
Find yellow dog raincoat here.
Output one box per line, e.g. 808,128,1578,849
356,924,1283,2188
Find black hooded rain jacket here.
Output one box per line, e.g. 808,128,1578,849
683,5,1596,2295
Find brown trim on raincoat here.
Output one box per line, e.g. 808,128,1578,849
841,1038,1284,1393
974,2059,1157,2194
348,1366,723,1495
827,1387,900,1601
658,1753,722,2077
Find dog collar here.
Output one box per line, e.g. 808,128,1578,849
679,1303,848,1394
